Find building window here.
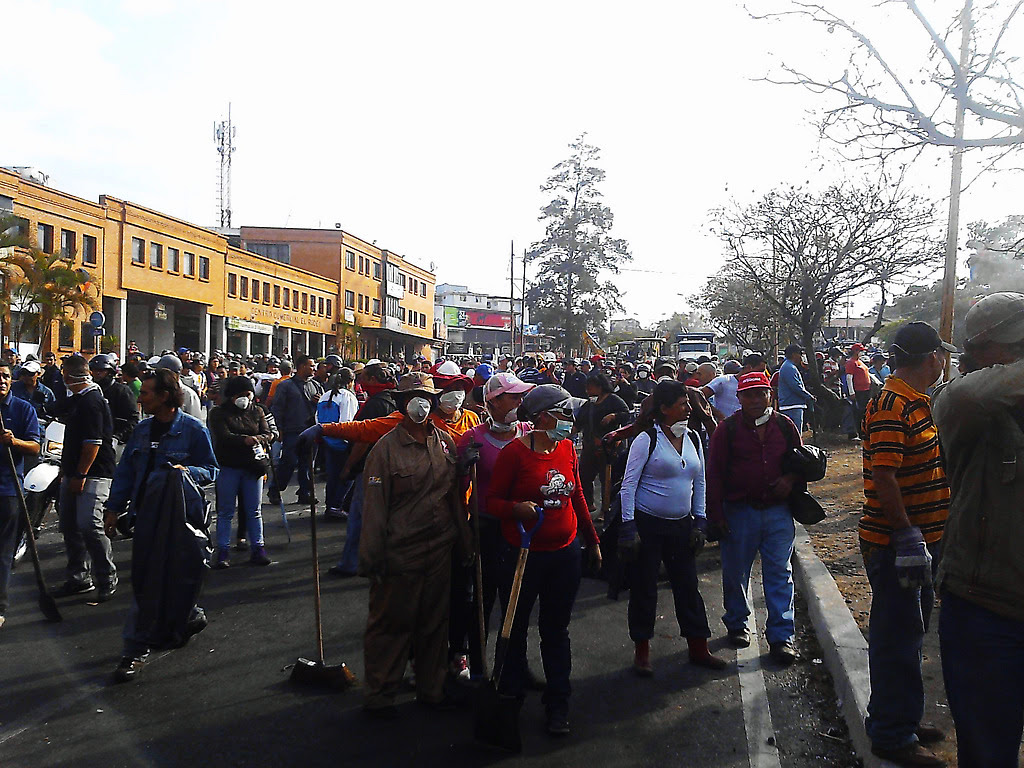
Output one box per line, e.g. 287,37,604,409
82,234,97,266
345,250,356,270
240,276,249,299
302,293,308,312
167,247,180,273
252,280,260,302
58,322,74,349
372,298,381,316
60,229,76,260
326,298,332,317
400,306,406,322
199,255,210,280
420,314,426,329
130,237,145,265
357,294,363,312
37,223,54,253
373,261,381,280
358,255,365,274
183,251,195,276
263,281,270,304
292,289,298,308
228,273,237,296
421,282,427,297
246,242,290,264
318,296,325,315
345,290,355,310
386,296,399,318
273,285,281,306
400,273,407,289
283,287,290,308
150,242,163,269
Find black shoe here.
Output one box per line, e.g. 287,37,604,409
328,565,357,578
52,580,95,597
96,584,117,602
727,628,751,648
363,704,399,720
871,742,945,766
545,712,570,737
770,639,798,665
113,657,145,683
185,607,208,638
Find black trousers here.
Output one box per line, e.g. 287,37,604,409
579,449,609,519
627,512,711,641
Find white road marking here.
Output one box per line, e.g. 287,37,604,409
736,609,783,768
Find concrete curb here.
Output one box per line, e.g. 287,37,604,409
792,523,896,768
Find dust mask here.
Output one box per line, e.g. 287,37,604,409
669,421,688,438
234,395,252,409
438,390,465,415
406,396,431,424
754,407,774,427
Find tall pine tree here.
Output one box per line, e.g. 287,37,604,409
527,134,631,354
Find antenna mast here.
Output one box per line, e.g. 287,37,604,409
214,103,237,227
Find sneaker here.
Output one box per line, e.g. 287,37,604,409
871,742,945,766
113,657,145,683
249,546,272,566
327,565,357,578
96,584,117,603
185,607,208,638
51,580,95,597
324,508,348,521
727,628,751,648
769,639,799,665
213,548,230,569
545,712,570,737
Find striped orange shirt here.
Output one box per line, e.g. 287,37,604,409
860,375,949,546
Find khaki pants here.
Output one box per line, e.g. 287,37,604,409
363,545,453,709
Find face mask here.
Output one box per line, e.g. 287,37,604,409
487,403,518,432
754,407,774,427
669,420,688,438
637,371,648,379
234,395,252,409
438,390,465,415
546,418,574,442
406,396,431,424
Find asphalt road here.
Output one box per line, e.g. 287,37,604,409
1,484,858,768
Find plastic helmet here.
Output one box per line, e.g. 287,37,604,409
518,384,581,422
154,354,183,373
88,353,117,373
323,354,343,369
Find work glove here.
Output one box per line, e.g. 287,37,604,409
892,526,932,589
690,517,707,551
457,441,482,478
298,424,323,448
618,518,640,564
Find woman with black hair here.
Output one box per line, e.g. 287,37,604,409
574,372,629,517
618,379,725,675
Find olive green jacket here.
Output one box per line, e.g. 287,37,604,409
932,359,1024,621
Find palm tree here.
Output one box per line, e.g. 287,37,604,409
0,214,30,347
337,315,364,360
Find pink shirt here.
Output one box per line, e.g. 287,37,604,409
458,422,530,518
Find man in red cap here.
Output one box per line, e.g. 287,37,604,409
705,371,803,664
845,343,872,440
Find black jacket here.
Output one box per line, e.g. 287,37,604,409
207,403,276,472
99,378,139,443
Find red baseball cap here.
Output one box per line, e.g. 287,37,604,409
849,342,867,352
736,371,772,392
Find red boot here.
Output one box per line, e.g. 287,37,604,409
687,637,727,670
633,639,653,676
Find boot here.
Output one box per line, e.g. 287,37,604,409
687,637,728,670
633,639,653,676
249,545,272,566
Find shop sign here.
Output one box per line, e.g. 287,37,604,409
154,302,167,321
226,317,274,335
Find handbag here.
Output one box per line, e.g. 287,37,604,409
783,444,828,482
789,490,826,525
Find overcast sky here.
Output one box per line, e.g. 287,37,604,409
5,0,1022,326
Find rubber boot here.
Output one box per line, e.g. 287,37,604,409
687,637,727,670
633,639,653,676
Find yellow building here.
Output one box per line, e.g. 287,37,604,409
0,168,436,362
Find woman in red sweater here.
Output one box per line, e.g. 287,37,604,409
486,384,601,738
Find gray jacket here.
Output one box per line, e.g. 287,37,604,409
932,358,1024,621
271,375,323,435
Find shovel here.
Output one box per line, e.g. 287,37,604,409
0,409,61,622
470,466,487,678
474,507,544,753
290,446,355,690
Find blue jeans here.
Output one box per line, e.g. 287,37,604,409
215,467,265,550
324,446,352,511
862,542,938,750
335,472,364,574
0,496,18,615
719,502,795,644
273,432,311,497
940,588,1024,768
780,407,804,433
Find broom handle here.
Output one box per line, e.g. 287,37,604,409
469,465,488,678
308,446,324,665
500,547,528,640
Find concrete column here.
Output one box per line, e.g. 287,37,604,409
244,332,251,356
304,331,309,356
112,296,127,362
212,315,227,354
199,307,211,360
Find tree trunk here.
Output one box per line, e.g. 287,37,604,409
802,324,843,430
860,283,888,343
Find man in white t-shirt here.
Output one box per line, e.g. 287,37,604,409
701,359,742,420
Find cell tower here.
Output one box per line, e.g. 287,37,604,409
214,103,237,228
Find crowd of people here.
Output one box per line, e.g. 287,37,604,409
0,293,1021,767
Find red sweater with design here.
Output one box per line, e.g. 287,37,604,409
486,437,599,552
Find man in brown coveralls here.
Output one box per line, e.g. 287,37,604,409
359,372,472,718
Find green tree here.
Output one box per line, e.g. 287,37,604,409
693,273,785,352
527,134,632,355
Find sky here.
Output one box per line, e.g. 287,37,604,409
4,0,1023,327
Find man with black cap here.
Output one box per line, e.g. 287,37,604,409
932,292,1024,768
561,359,587,399
89,354,138,443
860,321,954,767
777,344,816,434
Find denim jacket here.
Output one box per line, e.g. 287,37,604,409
105,409,219,515
777,359,814,409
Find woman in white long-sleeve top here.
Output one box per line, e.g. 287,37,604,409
617,379,726,676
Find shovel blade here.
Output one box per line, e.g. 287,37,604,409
473,679,522,753
290,658,357,691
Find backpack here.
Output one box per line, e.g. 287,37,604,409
315,393,350,452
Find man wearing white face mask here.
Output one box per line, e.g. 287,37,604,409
359,373,472,717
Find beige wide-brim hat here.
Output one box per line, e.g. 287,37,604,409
396,372,440,395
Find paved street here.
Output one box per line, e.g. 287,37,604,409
2,483,857,768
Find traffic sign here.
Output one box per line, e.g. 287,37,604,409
92,327,105,337
88,311,105,328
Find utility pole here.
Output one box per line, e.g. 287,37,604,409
509,240,516,357
521,247,527,356
939,0,973,358
214,103,237,228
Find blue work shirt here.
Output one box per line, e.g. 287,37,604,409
11,379,56,419
778,359,815,409
0,392,42,496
